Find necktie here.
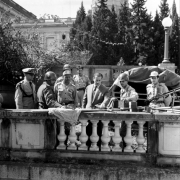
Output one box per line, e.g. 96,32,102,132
92,85,97,99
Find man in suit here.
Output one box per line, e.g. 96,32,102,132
82,72,110,109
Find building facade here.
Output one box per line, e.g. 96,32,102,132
13,18,75,52
0,0,36,21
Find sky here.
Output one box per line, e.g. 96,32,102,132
13,0,180,19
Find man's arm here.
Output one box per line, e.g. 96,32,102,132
162,85,172,106
125,89,138,102
43,88,62,108
99,90,110,109
14,87,23,109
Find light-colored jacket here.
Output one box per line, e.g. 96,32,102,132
146,83,172,107
14,79,37,109
120,85,138,102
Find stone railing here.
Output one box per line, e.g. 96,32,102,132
0,109,180,165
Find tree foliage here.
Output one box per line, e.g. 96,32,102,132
70,0,179,67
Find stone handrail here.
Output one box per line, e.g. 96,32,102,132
0,109,180,165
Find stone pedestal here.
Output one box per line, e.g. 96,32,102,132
158,63,177,73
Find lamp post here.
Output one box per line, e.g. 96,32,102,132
162,16,173,63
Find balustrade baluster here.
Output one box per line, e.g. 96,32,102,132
57,121,66,149
112,121,122,152
101,120,111,151
136,121,146,153
79,120,88,150
67,123,77,150
90,120,99,151
124,121,133,152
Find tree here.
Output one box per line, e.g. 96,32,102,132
130,0,153,65
159,0,170,20
89,0,121,65
169,0,179,67
117,1,134,65
148,11,164,65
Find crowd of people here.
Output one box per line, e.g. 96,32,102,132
0,64,172,110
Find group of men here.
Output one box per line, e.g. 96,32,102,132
14,65,109,110
14,64,172,110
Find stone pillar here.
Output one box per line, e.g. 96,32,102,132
57,121,66,150
79,120,88,151
112,121,122,152
136,121,146,153
90,120,99,151
67,123,77,150
158,63,177,73
124,121,133,152
101,120,111,151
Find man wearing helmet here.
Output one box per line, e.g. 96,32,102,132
37,71,62,109
54,69,77,109
146,71,172,108
55,64,74,85
73,65,91,107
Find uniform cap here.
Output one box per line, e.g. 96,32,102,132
63,70,71,76
22,68,35,74
119,72,129,81
63,64,71,71
150,71,159,77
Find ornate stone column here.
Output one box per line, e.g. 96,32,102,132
124,121,133,152
67,123,77,150
101,120,111,151
136,121,146,153
90,120,99,151
112,121,122,152
57,121,66,149
79,120,88,150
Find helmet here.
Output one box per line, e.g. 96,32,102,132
44,71,57,81
150,71,159,77
63,64,71,71
63,70,71,76
119,72,129,81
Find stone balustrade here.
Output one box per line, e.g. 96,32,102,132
0,109,180,166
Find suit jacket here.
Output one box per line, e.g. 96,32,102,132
82,84,110,109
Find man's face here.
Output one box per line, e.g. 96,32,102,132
150,76,159,85
25,73,34,81
77,68,83,76
120,80,128,88
64,74,71,84
93,76,102,86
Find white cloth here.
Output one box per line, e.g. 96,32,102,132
48,108,82,124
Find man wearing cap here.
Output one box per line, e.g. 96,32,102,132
82,72,110,109
146,71,172,107
37,71,62,109
73,65,91,107
15,68,37,109
54,69,77,109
